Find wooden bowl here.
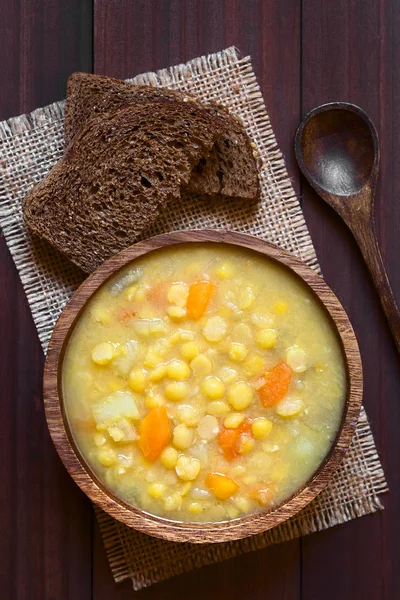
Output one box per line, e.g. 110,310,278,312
44,230,362,543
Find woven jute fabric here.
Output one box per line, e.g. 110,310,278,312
0,47,388,590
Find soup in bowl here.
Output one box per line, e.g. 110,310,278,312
44,231,362,542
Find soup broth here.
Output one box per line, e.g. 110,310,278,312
63,244,346,522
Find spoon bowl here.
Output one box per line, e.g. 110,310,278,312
295,102,400,354
295,102,379,199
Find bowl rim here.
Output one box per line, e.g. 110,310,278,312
43,229,363,543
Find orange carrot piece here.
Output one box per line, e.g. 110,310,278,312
218,418,252,461
138,406,171,462
205,472,239,500
249,486,275,506
218,428,239,461
186,279,214,320
258,362,291,408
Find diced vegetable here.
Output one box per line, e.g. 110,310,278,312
138,406,171,462
205,472,238,500
217,418,252,461
92,391,140,425
257,362,291,408
187,280,214,319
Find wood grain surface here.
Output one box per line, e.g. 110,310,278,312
0,0,399,598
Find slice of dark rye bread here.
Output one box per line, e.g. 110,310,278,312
23,101,233,272
64,72,260,200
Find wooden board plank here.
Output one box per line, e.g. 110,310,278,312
300,1,400,598
92,0,301,596
0,1,93,598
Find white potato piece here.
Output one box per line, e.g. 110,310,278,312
92,391,140,424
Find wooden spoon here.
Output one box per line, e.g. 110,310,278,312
295,101,400,353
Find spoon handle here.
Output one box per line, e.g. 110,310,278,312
349,219,400,353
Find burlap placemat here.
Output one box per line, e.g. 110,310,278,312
0,47,388,590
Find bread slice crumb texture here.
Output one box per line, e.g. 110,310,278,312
23,101,224,272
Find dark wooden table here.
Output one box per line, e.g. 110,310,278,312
1,1,399,598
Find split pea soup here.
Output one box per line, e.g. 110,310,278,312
63,244,346,523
